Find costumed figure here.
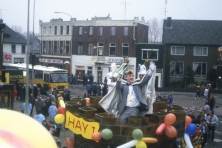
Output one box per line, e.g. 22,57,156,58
107,63,118,94
99,59,156,119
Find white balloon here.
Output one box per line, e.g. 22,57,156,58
184,133,193,148
117,140,138,148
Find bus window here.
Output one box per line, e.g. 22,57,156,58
50,73,68,83
44,73,50,82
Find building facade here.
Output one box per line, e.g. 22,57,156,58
1,20,27,65
162,18,222,87
39,16,149,82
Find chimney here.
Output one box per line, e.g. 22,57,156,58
166,17,172,28
0,19,3,24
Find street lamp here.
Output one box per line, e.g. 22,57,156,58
54,11,72,75
54,12,72,18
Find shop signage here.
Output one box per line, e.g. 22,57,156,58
3,53,12,63
9,71,23,79
108,58,124,64
39,58,63,64
65,111,99,139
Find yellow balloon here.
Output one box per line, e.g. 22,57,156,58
54,114,65,124
59,99,66,108
0,109,57,148
136,140,147,148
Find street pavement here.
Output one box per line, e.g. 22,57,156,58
12,84,222,148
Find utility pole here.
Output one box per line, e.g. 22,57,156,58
32,0,37,95
25,0,30,115
121,0,131,20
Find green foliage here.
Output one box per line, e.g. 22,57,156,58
186,65,194,85
187,84,197,89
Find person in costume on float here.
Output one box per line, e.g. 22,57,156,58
116,65,154,123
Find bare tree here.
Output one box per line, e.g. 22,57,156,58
148,18,163,43
11,25,23,34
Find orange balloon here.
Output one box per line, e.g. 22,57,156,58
155,123,166,135
185,116,192,126
165,126,177,138
164,113,176,126
64,137,74,148
142,137,158,143
92,132,102,142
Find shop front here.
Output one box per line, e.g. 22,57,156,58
0,83,14,109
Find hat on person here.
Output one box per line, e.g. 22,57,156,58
138,64,147,75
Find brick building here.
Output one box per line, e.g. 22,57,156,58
39,16,149,82
162,18,222,87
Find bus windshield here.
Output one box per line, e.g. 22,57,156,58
50,73,68,83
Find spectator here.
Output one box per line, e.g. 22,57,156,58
42,103,48,118
167,94,173,105
100,83,104,97
83,74,87,87
104,77,108,84
200,119,208,147
188,111,196,124
46,89,52,97
102,83,108,97
74,73,78,84
200,83,205,99
33,84,38,99
29,94,35,116
86,83,92,96
196,110,207,125
162,96,167,103
20,100,32,115
208,94,215,112
96,83,101,96
195,86,201,99
92,82,97,96
35,96,44,113
204,86,209,100
48,102,58,122
13,86,18,101
15,80,20,101
34,110,45,124
206,111,218,142
42,120,50,131
202,102,210,116
156,93,162,101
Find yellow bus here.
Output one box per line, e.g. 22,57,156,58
3,63,69,93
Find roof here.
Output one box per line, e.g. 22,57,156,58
3,25,27,44
162,19,222,45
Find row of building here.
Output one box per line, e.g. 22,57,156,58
1,16,222,90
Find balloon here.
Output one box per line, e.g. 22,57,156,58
0,109,57,148
142,137,158,143
155,123,166,135
101,129,113,140
57,107,66,114
185,116,192,126
185,124,197,134
64,137,74,148
184,133,193,148
92,132,102,142
136,140,147,148
164,113,176,126
165,126,177,138
132,129,143,140
117,140,138,148
54,114,65,124
59,100,65,108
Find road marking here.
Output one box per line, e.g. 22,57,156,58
215,131,222,134
213,139,222,142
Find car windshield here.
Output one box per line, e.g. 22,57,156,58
50,73,68,83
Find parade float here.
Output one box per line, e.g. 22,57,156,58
62,60,196,148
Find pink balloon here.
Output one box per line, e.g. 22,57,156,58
156,123,166,135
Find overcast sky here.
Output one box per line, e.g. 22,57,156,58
0,0,222,34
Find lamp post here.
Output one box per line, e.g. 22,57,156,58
54,11,72,75
25,0,30,115
32,0,37,95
